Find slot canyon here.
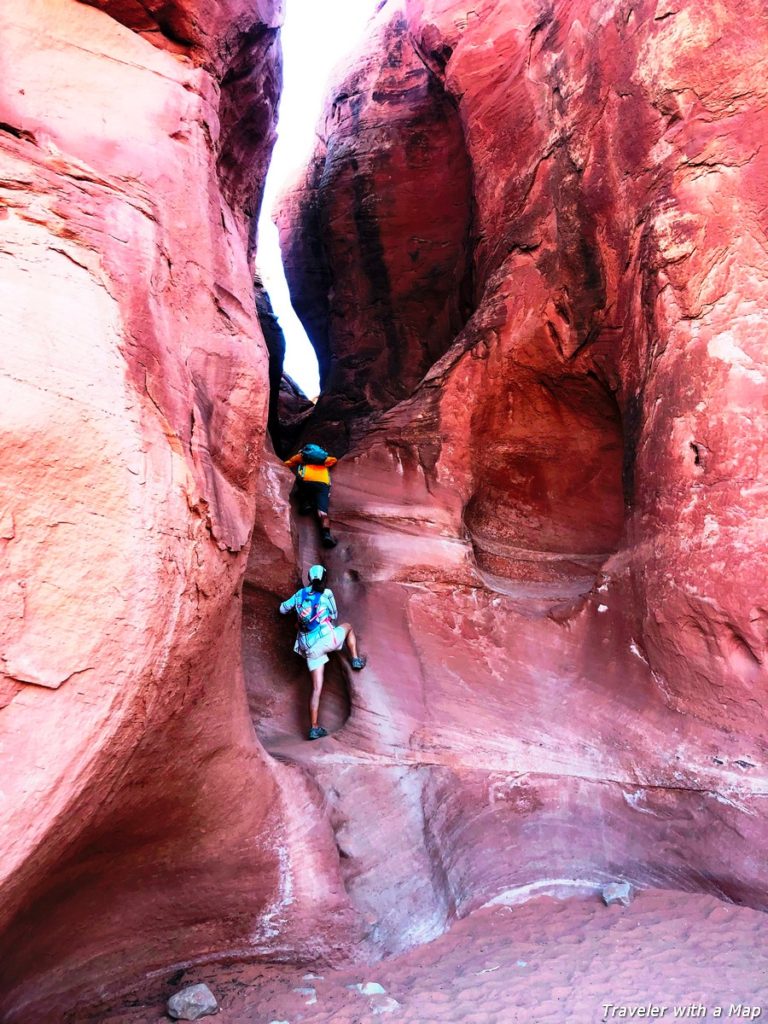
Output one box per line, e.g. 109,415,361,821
1,0,767,1022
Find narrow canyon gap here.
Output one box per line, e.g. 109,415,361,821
1,0,767,1021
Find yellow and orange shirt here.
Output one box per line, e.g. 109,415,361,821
284,453,338,485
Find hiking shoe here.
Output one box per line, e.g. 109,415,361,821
308,726,328,741
350,656,367,671
321,530,338,549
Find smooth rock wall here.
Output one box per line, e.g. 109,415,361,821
278,4,474,445
0,2,360,1020
272,0,768,952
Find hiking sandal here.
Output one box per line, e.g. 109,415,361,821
350,656,367,671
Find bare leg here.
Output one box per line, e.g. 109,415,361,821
318,508,337,548
309,665,325,728
337,622,359,661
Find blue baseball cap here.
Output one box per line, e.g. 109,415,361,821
308,564,326,582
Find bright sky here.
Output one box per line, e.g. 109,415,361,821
256,0,381,398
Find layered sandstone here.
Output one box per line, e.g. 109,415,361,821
0,3,361,1020
97,891,768,1023
271,0,768,956
3,0,768,1019
277,5,474,446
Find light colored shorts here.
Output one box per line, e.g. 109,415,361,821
306,626,346,671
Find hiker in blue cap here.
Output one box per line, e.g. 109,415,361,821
279,564,367,740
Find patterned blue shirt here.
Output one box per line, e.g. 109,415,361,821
279,587,338,655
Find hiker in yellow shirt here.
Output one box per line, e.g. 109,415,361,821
283,443,339,548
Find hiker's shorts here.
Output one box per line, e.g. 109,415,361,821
297,480,330,515
306,626,345,671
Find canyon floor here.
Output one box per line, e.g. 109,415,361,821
96,890,768,1023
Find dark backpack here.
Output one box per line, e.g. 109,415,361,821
301,443,329,465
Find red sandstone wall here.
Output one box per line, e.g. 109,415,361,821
277,5,474,445
271,0,768,954
0,3,361,1020
2,0,767,1017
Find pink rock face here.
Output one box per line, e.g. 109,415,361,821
277,6,473,441
94,891,768,1024
4,0,768,1019
269,0,768,961
0,3,362,1020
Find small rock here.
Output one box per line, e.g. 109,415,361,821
348,981,387,996
372,996,401,1015
602,881,634,907
292,986,317,1005
166,983,218,1021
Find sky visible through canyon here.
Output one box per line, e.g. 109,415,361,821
257,0,380,398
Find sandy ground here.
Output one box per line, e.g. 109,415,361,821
94,890,768,1024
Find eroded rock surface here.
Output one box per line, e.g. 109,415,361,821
0,2,362,1021
3,0,768,1020
95,891,768,1024
277,5,474,443
269,0,768,960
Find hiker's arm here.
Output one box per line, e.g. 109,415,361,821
279,592,297,614
328,592,338,621
324,456,338,468
284,454,302,468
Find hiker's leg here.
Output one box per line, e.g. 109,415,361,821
296,481,312,515
338,622,359,660
309,665,325,728
316,484,330,526
316,484,337,547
